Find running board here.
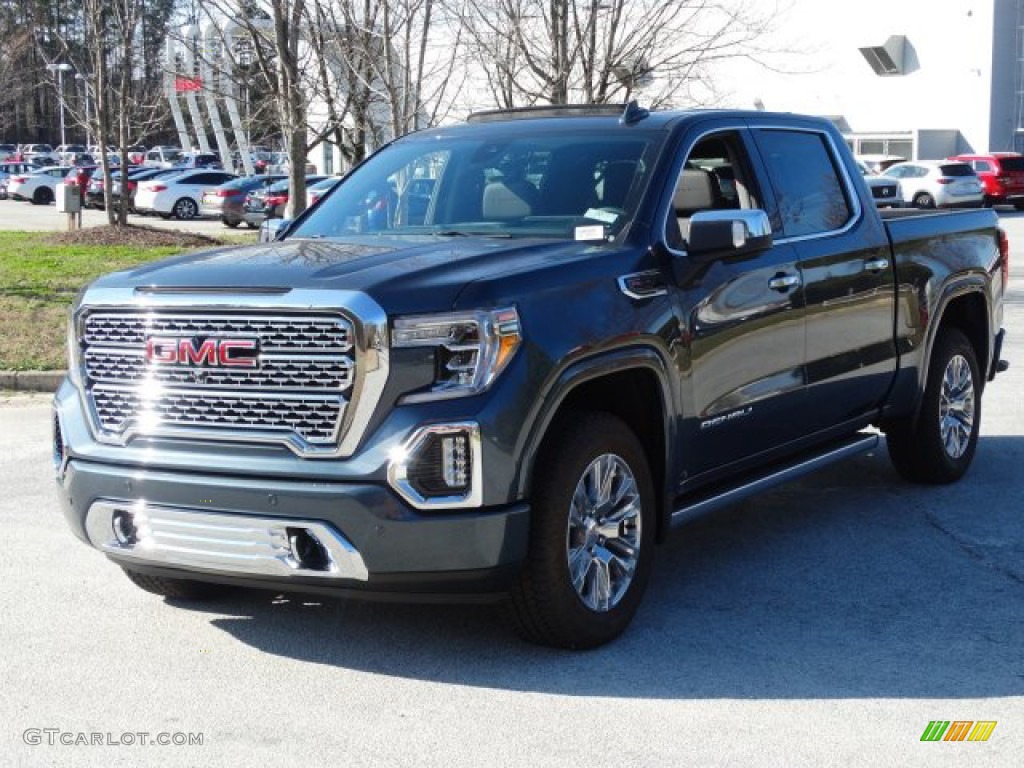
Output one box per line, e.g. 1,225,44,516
670,433,880,528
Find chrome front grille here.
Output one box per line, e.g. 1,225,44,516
80,311,357,453
84,314,349,350
85,349,352,390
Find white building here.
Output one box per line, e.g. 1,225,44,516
711,0,1021,158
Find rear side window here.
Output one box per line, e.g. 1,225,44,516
997,157,1024,172
754,129,852,238
939,164,975,177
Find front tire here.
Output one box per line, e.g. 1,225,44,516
507,412,656,649
886,328,981,484
172,197,198,220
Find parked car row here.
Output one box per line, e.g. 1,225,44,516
0,161,346,225
854,151,1024,210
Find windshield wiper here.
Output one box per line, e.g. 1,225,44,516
434,229,512,238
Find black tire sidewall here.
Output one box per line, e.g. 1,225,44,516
914,329,981,482
516,412,656,648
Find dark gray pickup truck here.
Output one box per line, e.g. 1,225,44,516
53,104,1008,648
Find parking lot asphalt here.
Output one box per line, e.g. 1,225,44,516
0,213,1022,767
0,195,242,235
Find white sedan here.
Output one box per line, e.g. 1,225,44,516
133,169,237,219
6,166,72,204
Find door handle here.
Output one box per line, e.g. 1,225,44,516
864,257,889,272
768,274,800,291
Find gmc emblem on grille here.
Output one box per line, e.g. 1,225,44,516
146,337,260,368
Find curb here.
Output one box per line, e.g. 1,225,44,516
0,370,66,393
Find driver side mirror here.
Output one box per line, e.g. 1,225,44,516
685,210,773,261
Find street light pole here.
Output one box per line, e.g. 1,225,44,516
75,73,92,147
46,62,73,147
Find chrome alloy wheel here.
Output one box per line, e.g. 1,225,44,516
939,353,975,459
565,453,642,612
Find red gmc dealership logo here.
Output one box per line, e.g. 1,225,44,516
145,337,259,368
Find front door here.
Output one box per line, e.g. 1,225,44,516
663,125,808,485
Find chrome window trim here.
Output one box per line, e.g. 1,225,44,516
71,288,389,459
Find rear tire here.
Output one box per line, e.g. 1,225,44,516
222,217,240,228
885,328,980,484
121,567,228,600
32,187,53,205
506,412,656,649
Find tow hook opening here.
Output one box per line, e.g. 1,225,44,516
287,527,331,572
112,510,138,546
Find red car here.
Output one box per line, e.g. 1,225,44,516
947,152,1024,209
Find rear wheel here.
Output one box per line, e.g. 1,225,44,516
886,328,980,484
32,187,53,205
121,567,228,600
222,216,240,228
507,412,655,649
912,192,936,209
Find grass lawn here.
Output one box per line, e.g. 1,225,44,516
0,230,233,370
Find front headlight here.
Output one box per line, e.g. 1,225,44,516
392,307,521,403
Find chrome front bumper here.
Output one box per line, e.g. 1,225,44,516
84,500,369,581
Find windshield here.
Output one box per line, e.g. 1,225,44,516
290,131,660,240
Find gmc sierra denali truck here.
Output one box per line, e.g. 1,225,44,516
53,104,1008,648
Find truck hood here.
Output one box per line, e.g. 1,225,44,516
89,235,595,314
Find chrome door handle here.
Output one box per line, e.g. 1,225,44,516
768,274,800,291
864,257,890,272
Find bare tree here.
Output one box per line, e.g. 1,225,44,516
457,0,784,109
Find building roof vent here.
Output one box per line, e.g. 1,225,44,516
858,35,907,76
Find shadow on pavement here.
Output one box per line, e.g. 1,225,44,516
184,436,1023,700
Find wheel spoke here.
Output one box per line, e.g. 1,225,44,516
564,451,643,614
939,354,975,459
568,547,591,594
589,553,612,612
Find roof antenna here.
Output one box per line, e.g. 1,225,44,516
620,100,650,125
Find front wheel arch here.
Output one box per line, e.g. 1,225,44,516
518,351,674,541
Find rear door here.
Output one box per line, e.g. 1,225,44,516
750,124,897,435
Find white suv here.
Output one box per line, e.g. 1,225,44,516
881,161,984,209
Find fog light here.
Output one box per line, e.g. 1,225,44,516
387,422,482,509
111,510,137,546
441,434,469,489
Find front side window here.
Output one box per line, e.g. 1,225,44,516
754,129,853,238
665,130,758,250
289,131,660,241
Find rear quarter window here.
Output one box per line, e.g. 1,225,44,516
997,157,1024,172
939,164,975,177
753,129,853,238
